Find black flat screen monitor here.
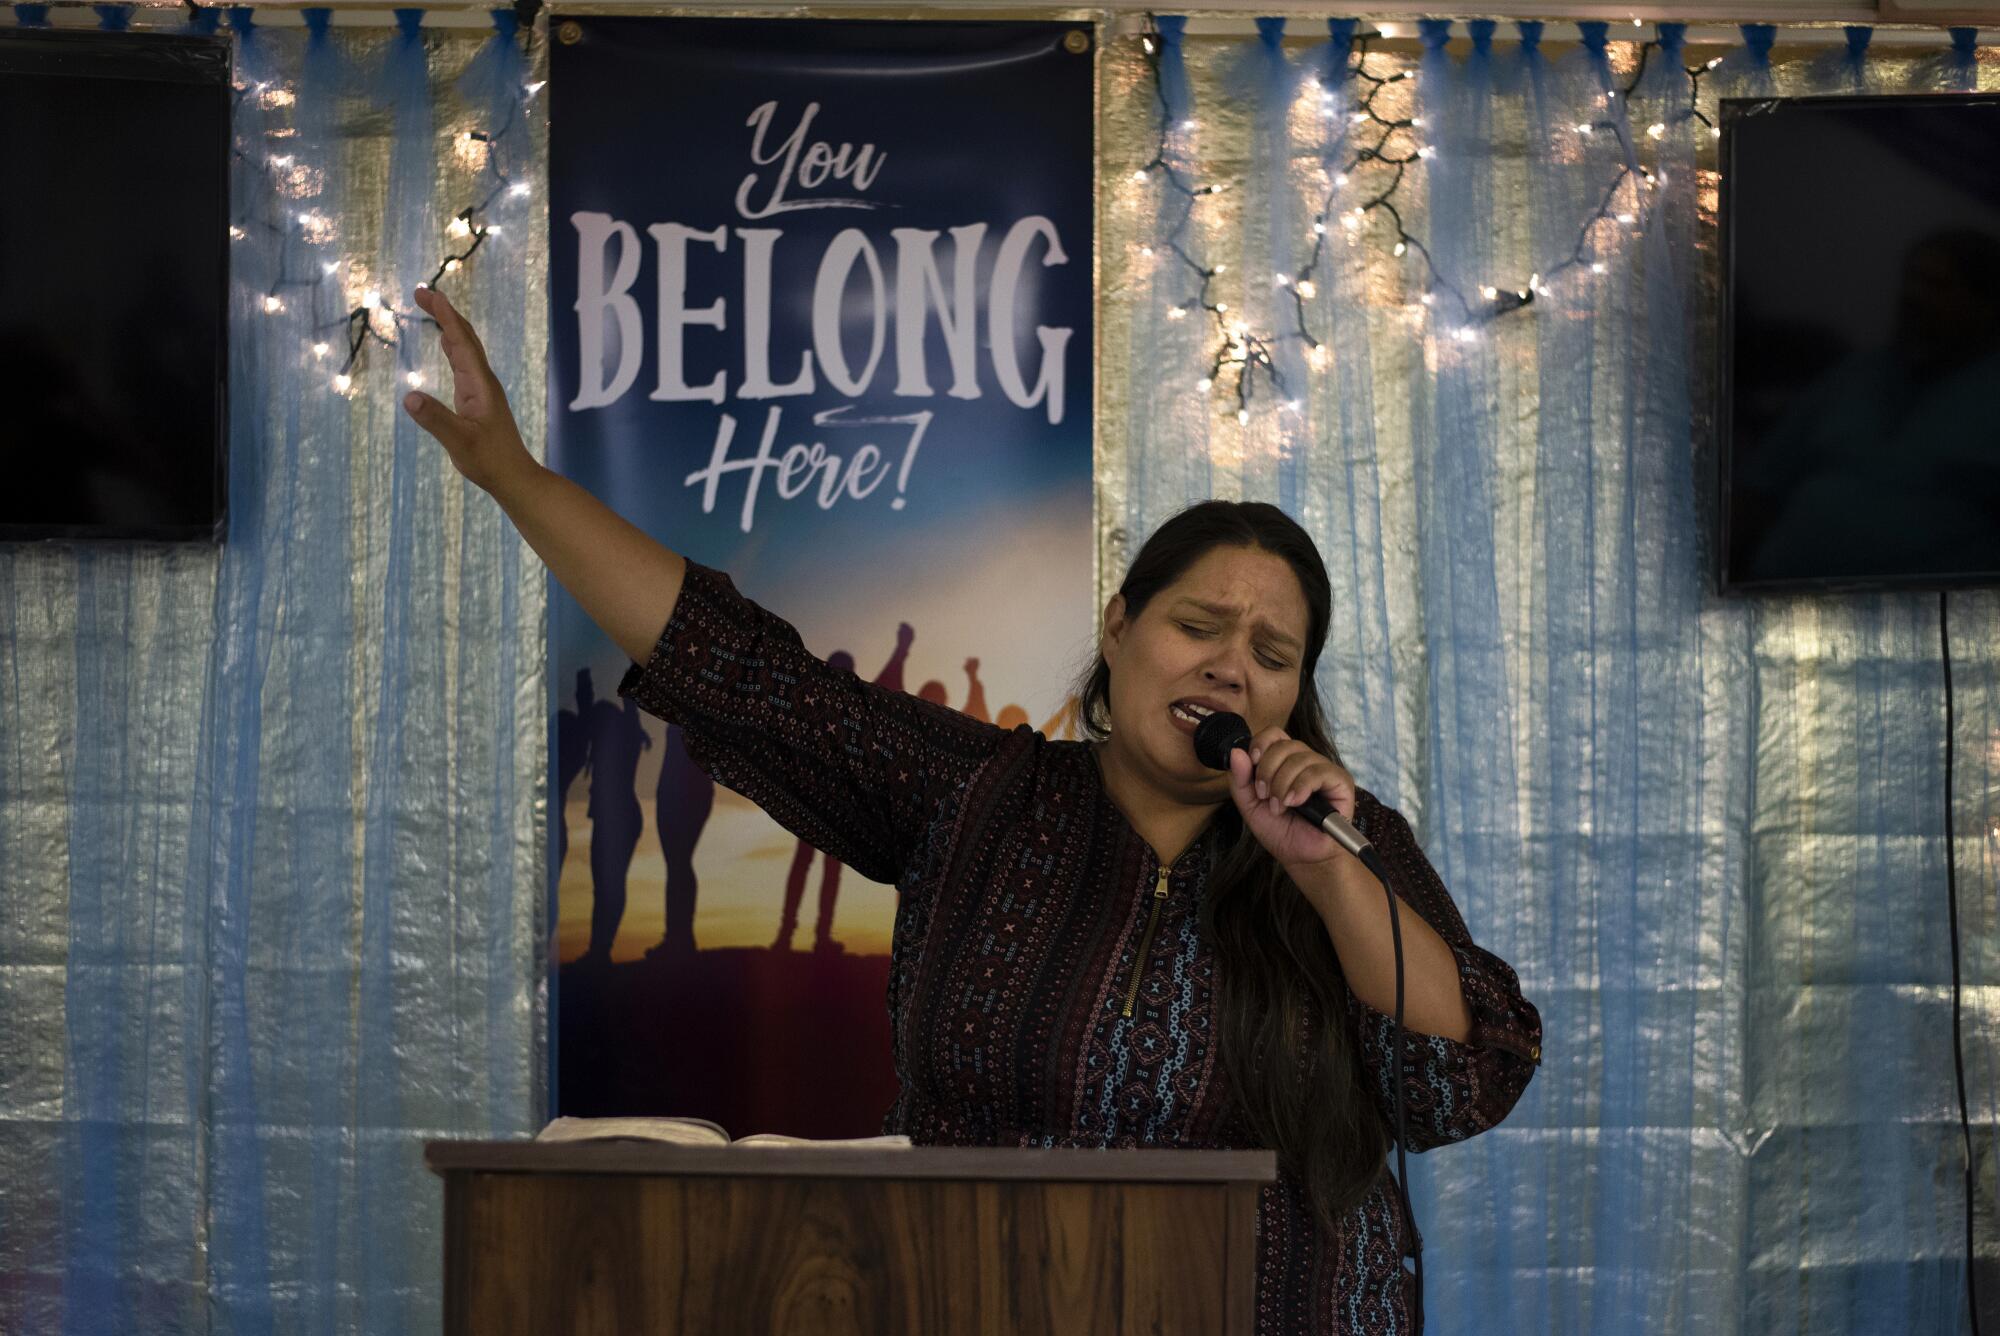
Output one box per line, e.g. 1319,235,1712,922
1719,93,2000,593
0,27,231,542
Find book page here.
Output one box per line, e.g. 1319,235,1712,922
535,1115,731,1147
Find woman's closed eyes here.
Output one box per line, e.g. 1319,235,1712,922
1176,620,1288,671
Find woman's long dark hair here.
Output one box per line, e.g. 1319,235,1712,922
1078,500,1388,1230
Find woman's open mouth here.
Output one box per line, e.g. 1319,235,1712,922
1168,699,1218,735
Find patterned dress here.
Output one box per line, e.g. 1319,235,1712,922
620,563,1543,1334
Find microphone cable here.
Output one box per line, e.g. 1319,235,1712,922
1942,591,1981,1336
1356,841,1423,1333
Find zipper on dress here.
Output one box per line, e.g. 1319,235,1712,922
1120,865,1172,1018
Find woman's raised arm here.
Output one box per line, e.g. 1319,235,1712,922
401,285,684,664
402,287,1007,887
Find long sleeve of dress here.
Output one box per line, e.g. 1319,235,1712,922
1343,791,1542,1153
616,561,1006,888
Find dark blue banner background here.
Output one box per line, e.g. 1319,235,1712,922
549,17,1093,667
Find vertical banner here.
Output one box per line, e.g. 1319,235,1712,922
548,18,1095,1134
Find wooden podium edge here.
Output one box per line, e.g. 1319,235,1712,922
425,1139,1278,1183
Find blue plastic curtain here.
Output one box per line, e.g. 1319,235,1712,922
0,9,547,1332
1104,20,1999,1334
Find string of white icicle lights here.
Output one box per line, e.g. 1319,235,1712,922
1132,17,1732,421
227,23,543,397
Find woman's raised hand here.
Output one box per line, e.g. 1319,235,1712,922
395,284,687,665
402,285,536,495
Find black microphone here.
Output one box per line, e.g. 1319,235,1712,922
1192,711,1374,858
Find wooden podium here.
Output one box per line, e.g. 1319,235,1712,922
425,1140,1276,1336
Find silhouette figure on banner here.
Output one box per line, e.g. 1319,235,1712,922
644,720,713,963
1039,694,1082,741
773,625,912,953
961,657,989,723
555,668,593,873
580,694,650,966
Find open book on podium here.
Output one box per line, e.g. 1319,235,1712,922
535,1114,913,1150
428,1124,1275,1335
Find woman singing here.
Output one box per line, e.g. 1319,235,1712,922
404,284,1540,1333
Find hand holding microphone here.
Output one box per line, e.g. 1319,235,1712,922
1192,711,1373,872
